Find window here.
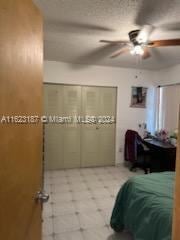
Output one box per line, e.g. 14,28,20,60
157,85,180,132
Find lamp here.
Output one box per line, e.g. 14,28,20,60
130,45,144,55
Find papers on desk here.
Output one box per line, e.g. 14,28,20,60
144,138,153,141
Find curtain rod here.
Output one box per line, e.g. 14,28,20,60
158,82,180,88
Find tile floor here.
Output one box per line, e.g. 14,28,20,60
43,165,142,240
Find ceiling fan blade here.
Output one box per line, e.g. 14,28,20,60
159,22,180,31
136,25,154,44
110,46,130,58
149,39,180,47
135,0,173,26
45,20,114,34
72,44,123,65
100,40,129,44
142,47,151,59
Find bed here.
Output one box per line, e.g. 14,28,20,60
110,172,175,240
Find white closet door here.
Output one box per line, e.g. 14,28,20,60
44,84,64,170
81,86,116,167
99,87,116,166
44,84,117,169
81,87,100,167
81,86,100,116
63,85,81,168
44,84,63,116
45,124,64,170
44,84,81,169
100,87,117,116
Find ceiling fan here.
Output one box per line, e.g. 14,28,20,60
100,25,180,59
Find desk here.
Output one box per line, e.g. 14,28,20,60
143,138,176,172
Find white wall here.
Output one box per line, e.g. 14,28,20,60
44,61,159,164
158,64,180,85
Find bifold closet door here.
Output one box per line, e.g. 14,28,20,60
44,85,81,170
44,84,116,169
99,87,116,166
63,85,81,169
81,86,116,167
81,87,101,167
44,85,64,170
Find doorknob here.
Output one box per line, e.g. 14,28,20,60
35,191,49,203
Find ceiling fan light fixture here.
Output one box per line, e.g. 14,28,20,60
136,25,153,44
130,45,144,56
137,33,148,44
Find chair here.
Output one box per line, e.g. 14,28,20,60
124,130,150,174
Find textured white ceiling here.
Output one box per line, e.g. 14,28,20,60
34,0,180,70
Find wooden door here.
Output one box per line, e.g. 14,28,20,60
172,109,180,240
0,1,43,240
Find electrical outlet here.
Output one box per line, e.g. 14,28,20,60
119,147,123,152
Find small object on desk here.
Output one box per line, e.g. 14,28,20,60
144,138,153,141
143,130,151,139
155,129,169,142
170,137,177,146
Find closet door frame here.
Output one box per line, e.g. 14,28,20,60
44,82,118,168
